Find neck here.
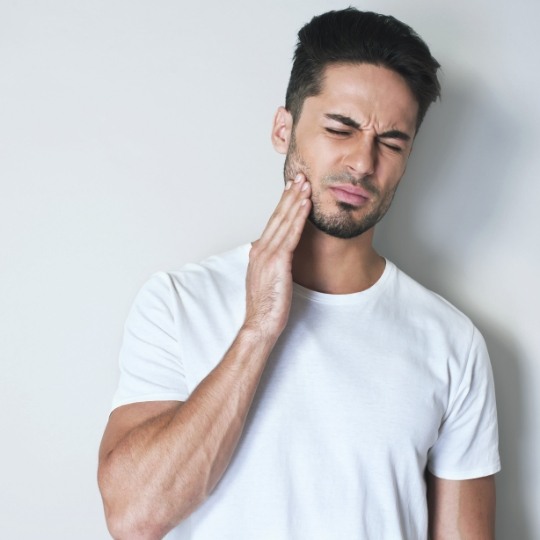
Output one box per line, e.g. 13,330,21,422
292,221,386,295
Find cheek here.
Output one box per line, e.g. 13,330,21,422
284,145,309,179
293,136,354,185
378,178,402,208
377,158,407,186
292,150,324,184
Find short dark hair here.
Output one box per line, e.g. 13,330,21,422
285,8,441,131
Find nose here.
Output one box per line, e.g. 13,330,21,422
344,134,375,177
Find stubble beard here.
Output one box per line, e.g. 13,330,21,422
283,134,399,240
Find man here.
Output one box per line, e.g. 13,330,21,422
98,9,500,540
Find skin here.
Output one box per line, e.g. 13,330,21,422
277,63,417,294
98,63,495,539
427,473,496,539
284,66,415,243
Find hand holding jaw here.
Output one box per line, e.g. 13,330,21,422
244,173,311,341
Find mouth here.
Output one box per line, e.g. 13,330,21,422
328,184,371,207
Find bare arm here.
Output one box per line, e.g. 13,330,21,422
427,471,496,540
98,174,312,540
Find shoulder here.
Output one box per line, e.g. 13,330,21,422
386,261,477,346
125,244,250,323
134,244,250,323
140,244,250,300
168,243,250,293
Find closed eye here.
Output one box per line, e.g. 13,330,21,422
325,128,351,136
379,140,404,153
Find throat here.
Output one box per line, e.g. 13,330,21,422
292,224,386,294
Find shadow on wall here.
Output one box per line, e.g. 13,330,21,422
375,79,531,537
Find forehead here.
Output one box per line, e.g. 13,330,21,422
302,63,418,133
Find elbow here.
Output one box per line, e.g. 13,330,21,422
98,462,203,540
98,464,165,540
104,511,165,540
97,449,211,538
103,500,193,540
100,492,166,540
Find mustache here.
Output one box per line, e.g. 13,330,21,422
322,172,379,196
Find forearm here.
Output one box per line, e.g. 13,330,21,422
99,326,277,539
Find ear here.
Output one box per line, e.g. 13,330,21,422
271,106,293,154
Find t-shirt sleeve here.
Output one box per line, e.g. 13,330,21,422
427,326,501,479
111,272,189,411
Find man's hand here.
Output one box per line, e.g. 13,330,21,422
244,173,311,340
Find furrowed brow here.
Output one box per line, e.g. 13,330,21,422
378,130,411,142
324,113,361,130
325,114,412,141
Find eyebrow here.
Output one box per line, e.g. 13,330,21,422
324,113,412,142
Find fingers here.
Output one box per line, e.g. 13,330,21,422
259,173,311,251
245,174,311,338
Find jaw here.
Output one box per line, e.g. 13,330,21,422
307,185,391,240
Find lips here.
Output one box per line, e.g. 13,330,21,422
329,184,370,207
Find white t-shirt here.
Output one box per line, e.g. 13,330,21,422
112,244,500,540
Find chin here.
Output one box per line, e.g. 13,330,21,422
308,209,377,239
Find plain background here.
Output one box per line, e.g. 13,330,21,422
1,0,538,538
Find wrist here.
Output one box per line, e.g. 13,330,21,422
239,320,282,350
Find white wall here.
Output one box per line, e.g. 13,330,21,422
1,1,538,537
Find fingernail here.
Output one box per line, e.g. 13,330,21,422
301,199,308,206
301,182,309,191
294,173,303,183
285,180,292,190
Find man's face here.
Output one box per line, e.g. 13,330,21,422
280,63,418,239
